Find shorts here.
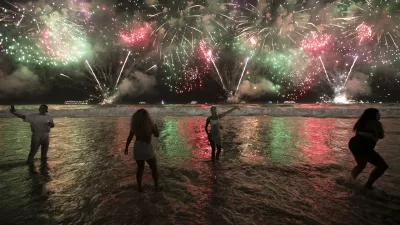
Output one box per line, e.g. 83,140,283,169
349,135,376,157
134,141,154,161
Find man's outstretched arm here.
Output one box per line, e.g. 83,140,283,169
10,106,26,120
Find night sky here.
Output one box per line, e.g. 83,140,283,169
1,0,400,104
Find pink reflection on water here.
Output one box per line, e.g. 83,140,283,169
177,117,210,160
297,118,336,164
235,117,263,159
176,117,214,223
111,117,133,167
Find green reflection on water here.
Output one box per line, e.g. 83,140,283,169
160,117,190,158
163,104,179,108
264,117,303,164
0,118,50,222
0,118,33,162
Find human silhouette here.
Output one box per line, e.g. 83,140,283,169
10,105,55,164
124,109,160,192
349,108,388,190
205,106,239,161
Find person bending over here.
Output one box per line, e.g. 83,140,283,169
348,108,388,190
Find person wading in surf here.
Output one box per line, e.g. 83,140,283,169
10,105,55,164
124,109,160,192
205,105,239,162
348,108,388,190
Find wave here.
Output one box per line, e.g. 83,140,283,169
1,104,400,118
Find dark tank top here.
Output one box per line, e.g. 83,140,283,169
352,121,383,151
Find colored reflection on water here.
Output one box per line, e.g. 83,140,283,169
232,117,262,160
0,116,399,225
263,117,303,164
297,118,354,166
297,118,336,164
174,117,214,224
178,117,210,160
159,117,191,159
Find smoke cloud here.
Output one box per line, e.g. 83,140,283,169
345,72,371,96
116,71,156,98
237,78,278,98
0,67,44,98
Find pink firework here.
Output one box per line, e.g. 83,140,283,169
181,67,203,92
120,23,152,48
175,40,211,93
38,29,72,61
355,23,373,43
194,40,212,73
301,32,331,54
249,36,258,47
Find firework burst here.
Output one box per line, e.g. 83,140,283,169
119,22,153,48
301,31,332,54
248,49,319,100
336,0,400,66
146,0,233,92
236,0,316,52
0,0,95,66
147,1,216,52
0,0,94,34
1,15,91,65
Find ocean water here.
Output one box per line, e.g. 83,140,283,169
1,103,400,118
0,116,399,225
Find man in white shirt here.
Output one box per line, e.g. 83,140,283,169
10,105,55,164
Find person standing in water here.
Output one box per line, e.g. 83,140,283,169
10,105,55,164
124,109,160,192
205,105,239,161
349,108,388,190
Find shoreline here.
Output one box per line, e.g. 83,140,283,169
1,104,400,118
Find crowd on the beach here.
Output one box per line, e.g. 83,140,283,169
10,104,388,192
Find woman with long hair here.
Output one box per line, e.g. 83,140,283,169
349,108,388,189
124,109,160,192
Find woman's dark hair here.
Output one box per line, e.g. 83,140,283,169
353,108,380,132
131,109,153,137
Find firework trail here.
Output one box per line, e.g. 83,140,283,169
208,47,254,98
236,56,250,93
115,51,131,90
85,60,104,94
318,55,359,103
59,51,134,104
